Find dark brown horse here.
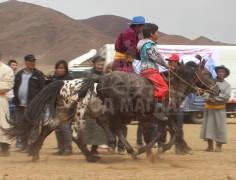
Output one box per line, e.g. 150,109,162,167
77,60,220,158
4,60,219,162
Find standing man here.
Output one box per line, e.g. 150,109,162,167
0,54,14,156
165,54,185,153
8,60,18,73
200,65,231,152
13,54,45,151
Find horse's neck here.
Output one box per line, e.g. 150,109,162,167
166,78,191,109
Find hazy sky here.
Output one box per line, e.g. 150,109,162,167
1,0,235,44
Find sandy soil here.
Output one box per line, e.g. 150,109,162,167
1,119,236,180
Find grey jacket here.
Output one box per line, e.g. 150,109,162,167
137,39,167,71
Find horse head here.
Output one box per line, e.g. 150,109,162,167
170,60,220,97
194,59,220,96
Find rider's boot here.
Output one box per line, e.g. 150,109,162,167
153,102,168,121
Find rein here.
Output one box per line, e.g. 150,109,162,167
168,67,213,96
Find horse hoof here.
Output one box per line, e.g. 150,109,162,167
158,147,164,153
86,155,101,163
187,150,194,155
131,151,138,159
31,155,40,163
107,147,115,155
28,150,34,157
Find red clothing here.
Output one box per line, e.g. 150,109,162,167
115,27,140,59
141,68,168,100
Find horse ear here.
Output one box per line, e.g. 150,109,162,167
179,60,184,66
200,59,206,68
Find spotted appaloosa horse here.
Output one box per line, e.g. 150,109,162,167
4,78,103,162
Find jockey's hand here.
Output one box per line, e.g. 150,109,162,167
166,65,174,70
127,55,134,63
209,95,216,102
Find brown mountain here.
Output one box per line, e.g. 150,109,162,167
0,0,234,72
81,15,167,39
0,0,115,67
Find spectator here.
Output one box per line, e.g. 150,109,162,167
110,126,128,155
165,54,184,153
6,60,22,149
82,56,108,154
13,54,45,151
6,60,18,118
200,65,231,152
0,54,14,156
8,60,18,73
136,123,158,149
49,60,73,156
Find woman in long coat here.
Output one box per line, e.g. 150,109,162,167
0,59,14,156
82,56,108,154
200,65,231,152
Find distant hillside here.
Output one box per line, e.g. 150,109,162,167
0,0,234,70
0,1,115,65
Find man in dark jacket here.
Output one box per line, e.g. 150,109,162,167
13,54,45,151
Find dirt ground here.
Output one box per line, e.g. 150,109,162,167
0,119,236,180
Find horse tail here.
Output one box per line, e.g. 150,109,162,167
3,118,33,140
25,80,64,124
3,80,64,140
3,107,33,140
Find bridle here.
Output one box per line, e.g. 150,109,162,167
168,66,217,96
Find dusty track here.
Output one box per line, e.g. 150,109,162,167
0,119,236,180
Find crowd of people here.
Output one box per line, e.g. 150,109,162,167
0,16,231,157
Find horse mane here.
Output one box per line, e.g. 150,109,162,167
77,74,100,98
175,61,198,82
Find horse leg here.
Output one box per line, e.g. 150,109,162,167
97,113,116,153
163,117,192,154
28,125,53,162
113,126,139,158
138,122,155,156
173,112,193,155
161,118,177,152
72,129,101,162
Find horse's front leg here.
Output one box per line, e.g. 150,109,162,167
138,120,164,156
161,118,177,152
172,112,193,155
97,113,116,153
72,129,101,162
114,127,138,159
28,125,53,162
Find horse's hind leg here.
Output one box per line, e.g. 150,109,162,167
28,125,53,162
